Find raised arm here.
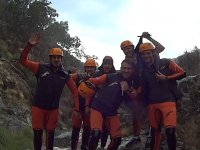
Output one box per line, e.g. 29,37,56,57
141,32,165,54
19,33,40,74
89,74,107,86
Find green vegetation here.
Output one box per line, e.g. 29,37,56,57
0,127,33,150
176,46,200,76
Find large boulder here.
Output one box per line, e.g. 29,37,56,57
177,74,200,149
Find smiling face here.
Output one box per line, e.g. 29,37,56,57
50,55,62,68
140,50,155,65
85,66,96,76
122,45,134,57
120,61,134,79
102,61,113,73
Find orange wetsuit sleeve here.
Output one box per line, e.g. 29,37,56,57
19,43,39,74
66,76,79,111
89,74,107,86
167,60,185,80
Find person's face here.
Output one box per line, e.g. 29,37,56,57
140,50,155,65
85,66,96,76
102,62,113,73
122,45,134,57
120,62,134,79
50,55,62,68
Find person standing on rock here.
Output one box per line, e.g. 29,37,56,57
88,59,141,150
19,33,79,150
139,42,186,150
70,58,97,150
120,32,165,148
94,56,116,149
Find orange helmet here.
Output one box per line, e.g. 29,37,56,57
139,42,155,53
78,80,96,98
120,40,134,50
49,48,63,56
84,58,96,67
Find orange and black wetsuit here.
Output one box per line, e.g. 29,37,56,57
94,58,116,149
88,73,139,150
70,73,93,150
20,43,79,150
142,58,185,150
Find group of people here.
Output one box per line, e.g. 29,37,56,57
19,32,186,150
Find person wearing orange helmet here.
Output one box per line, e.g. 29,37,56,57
120,32,165,148
19,33,79,150
70,58,97,150
139,42,186,150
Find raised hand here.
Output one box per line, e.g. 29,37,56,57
141,32,151,38
29,33,40,45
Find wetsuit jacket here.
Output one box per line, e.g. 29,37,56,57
20,43,79,110
71,73,94,111
142,58,185,104
89,73,139,116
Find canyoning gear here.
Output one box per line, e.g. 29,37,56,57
49,48,63,56
84,58,97,76
46,130,55,150
100,128,109,148
148,102,177,129
120,40,134,50
88,129,101,150
20,40,80,150
90,71,139,116
21,44,79,111
78,80,96,99
34,64,69,109
71,127,80,150
71,104,90,150
71,73,94,110
84,58,97,67
33,129,43,150
32,106,59,130
70,71,96,150
107,137,121,150
139,42,155,53
141,56,185,150
93,56,116,150
90,109,121,137
90,73,126,116
166,128,176,150
81,126,90,149
142,58,185,104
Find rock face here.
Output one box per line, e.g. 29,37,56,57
0,59,32,132
177,74,200,150
0,59,200,150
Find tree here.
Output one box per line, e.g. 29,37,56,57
177,46,200,76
